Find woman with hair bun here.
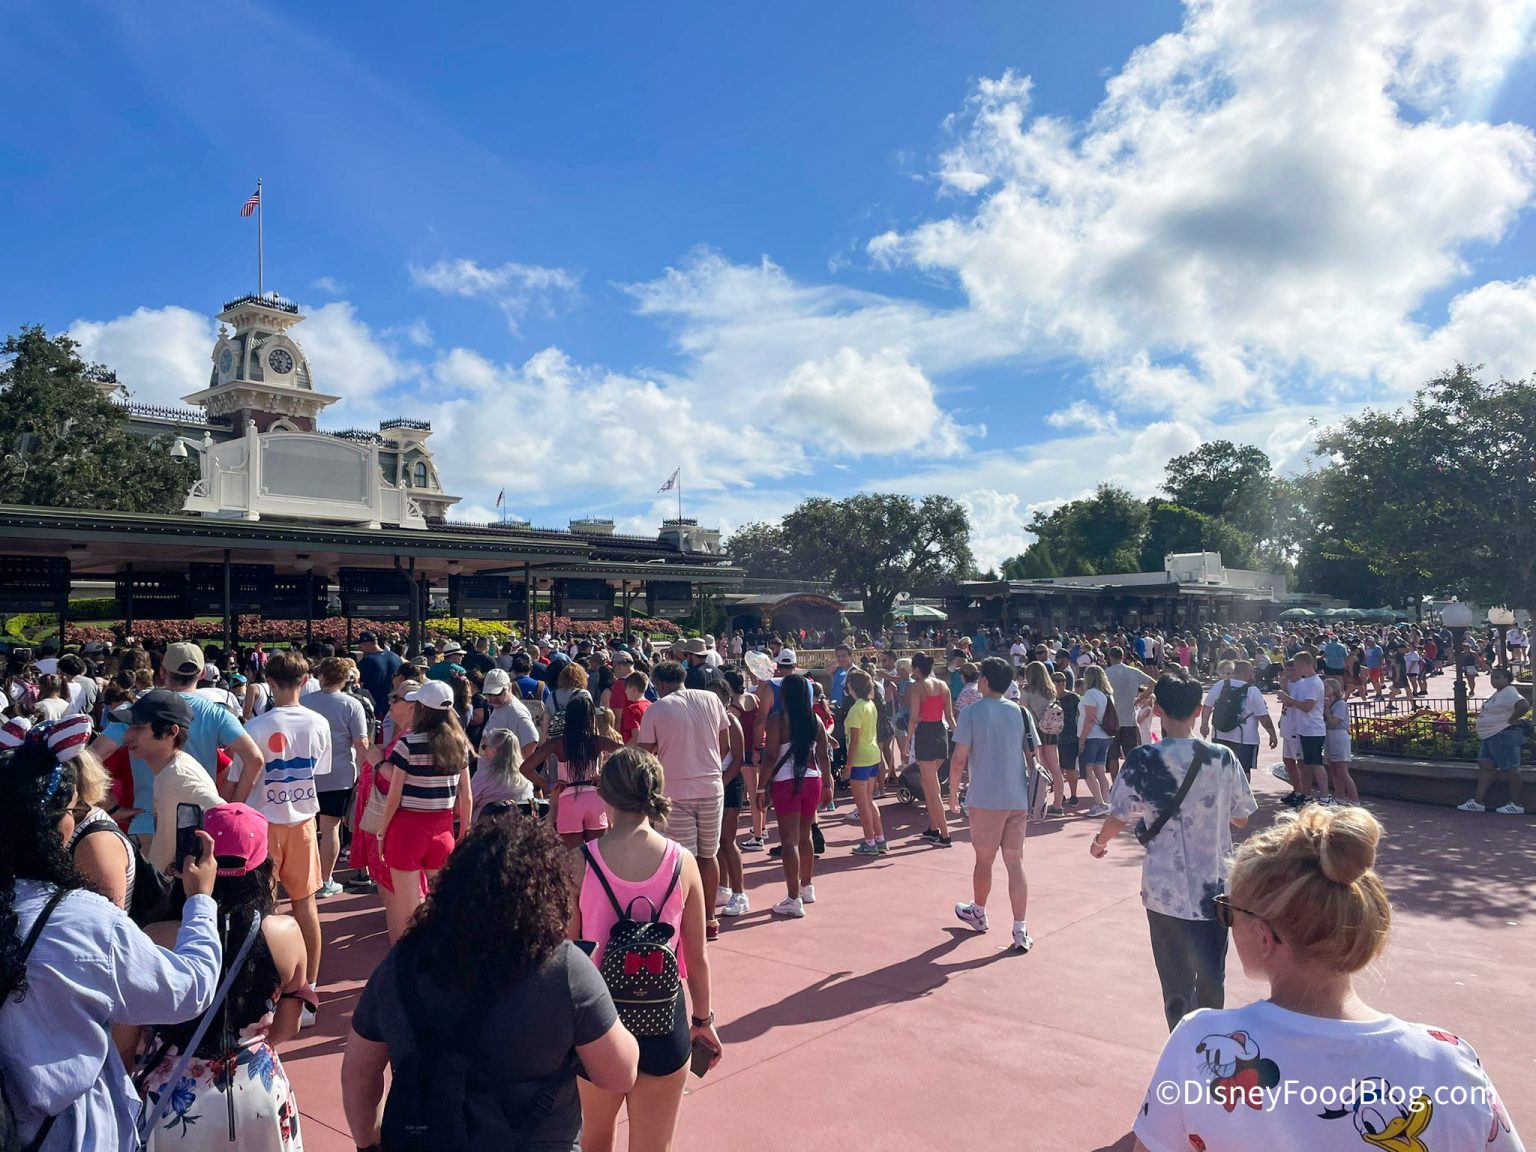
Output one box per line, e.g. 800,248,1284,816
1133,804,1523,1151
569,747,721,1152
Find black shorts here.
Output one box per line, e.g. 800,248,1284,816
1057,740,1079,773
317,787,355,820
724,772,746,810
914,720,948,762
1299,735,1326,767
1216,738,1257,777
636,995,690,1077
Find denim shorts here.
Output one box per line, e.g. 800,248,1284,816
1479,726,1526,772
1080,737,1113,767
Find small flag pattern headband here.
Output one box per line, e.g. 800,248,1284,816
0,714,92,802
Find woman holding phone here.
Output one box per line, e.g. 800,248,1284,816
0,718,223,1152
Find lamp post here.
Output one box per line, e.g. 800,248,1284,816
1488,605,1516,670
1441,602,1474,739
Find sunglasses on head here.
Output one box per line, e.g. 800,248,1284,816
1213,894,1280,942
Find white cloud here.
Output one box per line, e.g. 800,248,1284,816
68,305,217,407
311,276,346,295
1046,399,1118,433
410,257,581,332
959,489,1030,572
871,0,1536,411
778,348,966,456
295,301,415,418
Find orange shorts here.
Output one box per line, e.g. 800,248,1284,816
267,818,322,901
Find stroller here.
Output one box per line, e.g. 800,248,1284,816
896,758,966,807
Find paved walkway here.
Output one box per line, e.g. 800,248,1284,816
278,672,1534,1150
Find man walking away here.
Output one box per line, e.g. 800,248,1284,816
638,660,730,941
951,658,1042,952
1104,647,1154,779
1200,660,1277,778
1089,673,1256,1029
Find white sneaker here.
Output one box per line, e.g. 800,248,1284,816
771,896,805,918
721,892,750,917
954,902,989,932
1012,927,1035,953
1087,804,1111,817
1457,799,1487,812
1495,802,1526,815
801,884,816,905
715,887,732,909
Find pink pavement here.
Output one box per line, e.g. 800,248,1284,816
280,670,1534,1151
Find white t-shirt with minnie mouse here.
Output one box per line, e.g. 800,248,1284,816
1135,1000,1522,1151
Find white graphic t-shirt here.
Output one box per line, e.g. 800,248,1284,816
1135,1001,1523,1152
234,704,332,825
1107,738,1257,920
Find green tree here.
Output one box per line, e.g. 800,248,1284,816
1025,484,1148,575
1161,440,1275,540
722,520,795,582
1001,539,1059,579
1139,501,1256,571
0,326,194,512
781,493,973,626
1309,364,1536,611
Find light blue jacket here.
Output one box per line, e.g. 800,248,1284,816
0,882,222,1151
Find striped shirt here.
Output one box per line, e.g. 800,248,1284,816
387,730,463,812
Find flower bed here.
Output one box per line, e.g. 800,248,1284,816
44,613,682,648
1351,707,1533,765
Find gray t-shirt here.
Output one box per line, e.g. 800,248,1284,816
1105,663,1154,726
954,697,1040,811
485,699,541,758
1108,738,1258,920
352,939,618,1149
301,689,370,791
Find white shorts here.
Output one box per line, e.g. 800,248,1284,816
1282,734,1302,760
1324,731,1351,763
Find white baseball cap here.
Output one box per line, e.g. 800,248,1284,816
776,649,797,666
404,680,454,711
483,668,513,697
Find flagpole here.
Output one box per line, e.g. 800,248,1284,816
256,178,264,298
677,467,683,524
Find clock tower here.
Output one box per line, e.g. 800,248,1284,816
181,293,338,432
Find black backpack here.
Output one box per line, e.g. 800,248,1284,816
71,818,177,927
1211,679,1250,735
1,889,67,1152
580,844,683,1037
382,946,573,1152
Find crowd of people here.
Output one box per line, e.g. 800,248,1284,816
0,613,1525,1151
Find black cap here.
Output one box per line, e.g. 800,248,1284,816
110,688,194,729
358,630,378,643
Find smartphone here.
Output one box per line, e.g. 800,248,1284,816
175,803,204,870
689,1034,718,1078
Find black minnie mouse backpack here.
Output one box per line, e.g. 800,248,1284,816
580,845,683,1037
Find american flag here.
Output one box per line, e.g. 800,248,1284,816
658,469,679,493
495,488,505,508
240,186,261,217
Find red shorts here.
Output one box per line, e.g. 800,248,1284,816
383,809,455,874
771,776,823,820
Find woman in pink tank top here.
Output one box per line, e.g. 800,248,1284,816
570,747,722,1152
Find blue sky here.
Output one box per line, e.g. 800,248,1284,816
5,0,1536,567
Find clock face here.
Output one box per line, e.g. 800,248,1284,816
219,349,233,375
267,347,295,375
